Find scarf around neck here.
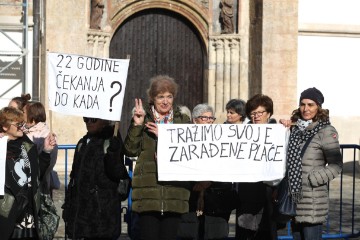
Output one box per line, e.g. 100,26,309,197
151,105,173,124
287,118,330,202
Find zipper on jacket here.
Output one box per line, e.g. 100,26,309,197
161,186,164,215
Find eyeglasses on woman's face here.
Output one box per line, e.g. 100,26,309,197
197,116,216,122
249,110,267,118
10,121,25,131
83,117,98,123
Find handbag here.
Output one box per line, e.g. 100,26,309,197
273,177,296,223
37,192,60,240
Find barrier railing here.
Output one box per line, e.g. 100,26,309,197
59,144,360,239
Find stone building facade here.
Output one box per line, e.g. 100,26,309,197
41,0,298,145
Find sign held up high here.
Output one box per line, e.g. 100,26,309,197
157,124,288,182
48,52,130,121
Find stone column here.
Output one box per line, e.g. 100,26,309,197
230,38,240,99
223,39,231,105
249,0,298,119
215,39,224,112
208,40,217,110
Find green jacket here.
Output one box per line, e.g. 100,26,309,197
124,104,191,214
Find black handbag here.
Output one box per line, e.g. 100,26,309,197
273,177,296,223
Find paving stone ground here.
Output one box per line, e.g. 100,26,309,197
52,173,360,240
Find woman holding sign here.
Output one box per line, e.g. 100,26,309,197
178,103,237,240
0,107,57,240
124,75,191,240
280,88,342,240
236,94,278,240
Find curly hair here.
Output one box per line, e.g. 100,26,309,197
0,107,24,133
146,75,178,104
290,107,329,122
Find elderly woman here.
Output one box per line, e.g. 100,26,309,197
281,88,342,240
179,103,234,240
236,94,278,240
224,99,247,124
124,75,191,240
0,107,56,239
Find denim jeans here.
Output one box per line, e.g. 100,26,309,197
291,222,323,240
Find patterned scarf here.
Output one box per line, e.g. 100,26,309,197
151,105,173,124
287,118,330,202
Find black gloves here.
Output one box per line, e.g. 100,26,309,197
107,137,121,152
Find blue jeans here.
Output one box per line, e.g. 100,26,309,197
291,222,323,240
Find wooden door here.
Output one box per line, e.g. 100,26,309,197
110,8,206,137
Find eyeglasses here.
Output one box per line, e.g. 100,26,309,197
197,116,216,121
83,117,98,123
10,122,25,130
250,111,267,118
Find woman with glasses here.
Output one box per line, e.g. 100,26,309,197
179,103,237,240
62,116,129,240
0,107,57,240
280,88,342,240
124,75,191,240
236,94,278,240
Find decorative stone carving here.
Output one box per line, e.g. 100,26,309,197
220,0,234,34
90,0,105,29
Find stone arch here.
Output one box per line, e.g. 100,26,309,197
109,0,209,48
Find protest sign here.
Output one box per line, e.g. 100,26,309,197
48,52,129,121
0,136,8,195
157,124,288,182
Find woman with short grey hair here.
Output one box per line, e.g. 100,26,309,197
191,103,215,123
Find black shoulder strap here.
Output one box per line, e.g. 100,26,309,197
300,135,315,158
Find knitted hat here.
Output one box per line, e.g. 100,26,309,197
299,87,324,106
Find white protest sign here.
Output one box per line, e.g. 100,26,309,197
48,52,130,121
0,136,8,195
157,124,287,182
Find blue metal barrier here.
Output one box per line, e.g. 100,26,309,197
59,144,360,239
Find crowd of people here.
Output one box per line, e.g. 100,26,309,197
0,75,343,240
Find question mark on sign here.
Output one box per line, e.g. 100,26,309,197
109,81,122,112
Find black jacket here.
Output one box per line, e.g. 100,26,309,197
63,125,128,239
0,135,50,240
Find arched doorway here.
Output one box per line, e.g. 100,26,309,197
110,8,206,136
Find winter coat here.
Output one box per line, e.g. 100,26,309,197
124,104,191,214
62,126,128,239
25,122,58,194
295,123,342,223
0,134,50,240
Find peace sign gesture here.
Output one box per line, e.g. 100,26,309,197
133,98,145,126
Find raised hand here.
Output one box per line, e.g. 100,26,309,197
43,133,57,153
133,98,145,126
